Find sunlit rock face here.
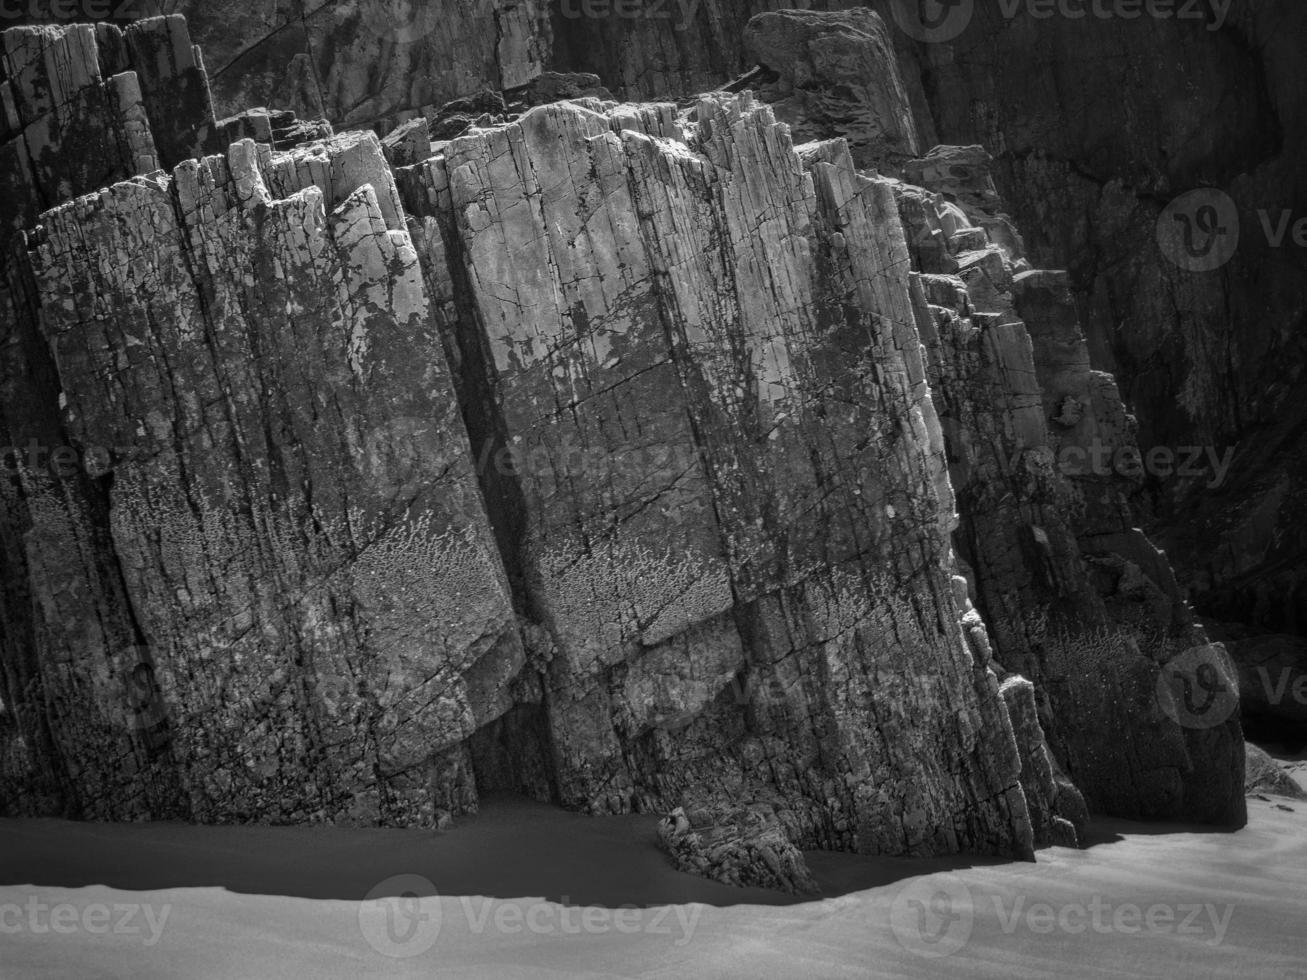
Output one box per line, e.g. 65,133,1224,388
27,130,523,826
495,0,1256,832
0,12,1246,857
33,6,1300,650
393,93,1039,856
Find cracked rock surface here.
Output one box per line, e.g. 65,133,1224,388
0,15,1248,890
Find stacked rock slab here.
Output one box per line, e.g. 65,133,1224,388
24,131,523,825
2,38,1042,855
161,0,551,132
547,0,1307,754
0,17,341,822
0,17,223,819
394,94,1035,857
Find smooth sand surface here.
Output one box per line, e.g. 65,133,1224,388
1,795,1304,979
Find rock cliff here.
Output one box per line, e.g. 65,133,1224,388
0,12,1246,866
26,0,1291,743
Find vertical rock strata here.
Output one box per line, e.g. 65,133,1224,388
890,148,1244,825
25,131,522,824
0,17,225,819
395,96,1033,855
543,0,1307,736
0,14,1244,856
23,5,1302,651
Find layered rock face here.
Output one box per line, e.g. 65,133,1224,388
615,0,1307,742
0,13,1246,861
27,132,525,825
546,0,1307,633
126,0,1291,742
3,19,519,824
1,0,552,132
890,142,1244,822
0,15,225,819
394,94,1046,855
878,3,1307,668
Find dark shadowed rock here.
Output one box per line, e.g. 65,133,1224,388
744,8,920,168
1216,628,1307,744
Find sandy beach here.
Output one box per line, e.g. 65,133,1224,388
1,791,1304,979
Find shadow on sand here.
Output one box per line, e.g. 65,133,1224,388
0,793,1021,908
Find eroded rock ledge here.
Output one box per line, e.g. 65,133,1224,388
0,17,1243,870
